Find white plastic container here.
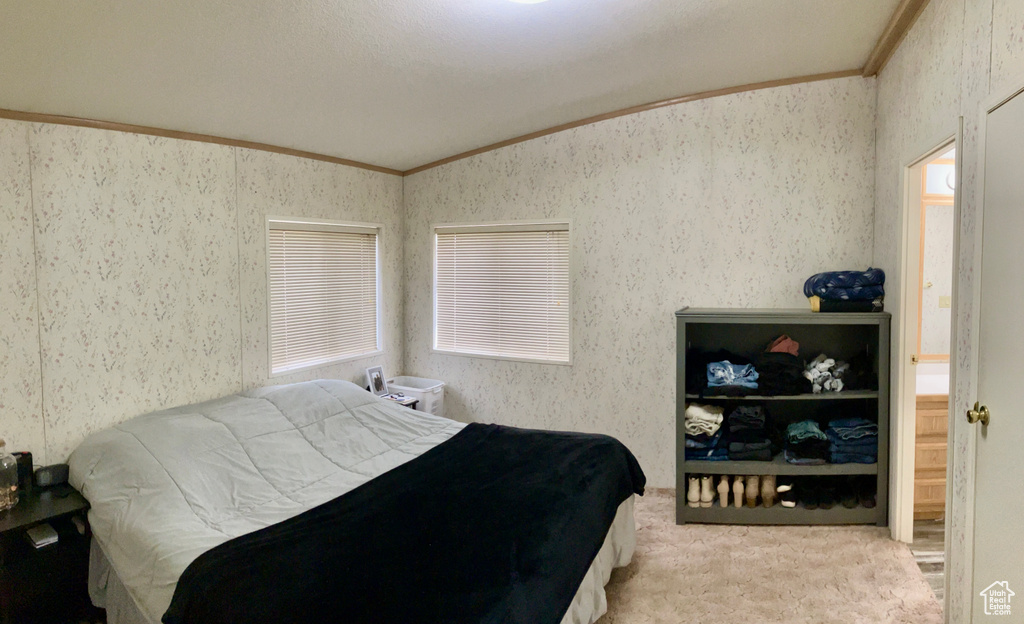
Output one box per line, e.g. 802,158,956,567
387,376,445,418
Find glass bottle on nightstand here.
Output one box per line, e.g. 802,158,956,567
0,438,19,510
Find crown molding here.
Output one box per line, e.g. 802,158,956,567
862,0,932,77
403,69,863,176
0,108,403,177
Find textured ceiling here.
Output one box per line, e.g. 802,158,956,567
0,0,899,171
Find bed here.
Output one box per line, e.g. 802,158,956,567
68,379,645,624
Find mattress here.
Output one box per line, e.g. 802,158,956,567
70,379,635,623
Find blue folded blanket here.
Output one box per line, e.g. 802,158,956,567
804,268,885,301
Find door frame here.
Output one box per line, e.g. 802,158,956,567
892,127,960,548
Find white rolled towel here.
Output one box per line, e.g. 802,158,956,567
685,403,724,424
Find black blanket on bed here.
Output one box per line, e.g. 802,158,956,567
162,423,646,624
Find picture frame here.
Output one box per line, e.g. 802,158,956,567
365,365,388,396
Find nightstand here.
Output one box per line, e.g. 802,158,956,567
0,484,101,624
383,394,419,410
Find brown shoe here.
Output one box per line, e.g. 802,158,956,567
761,475,776,507
745,475,759,507
732,475,745,508
717,475,730,508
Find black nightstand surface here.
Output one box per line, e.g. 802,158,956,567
0,484,100,624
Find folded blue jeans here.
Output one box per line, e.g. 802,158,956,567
686,447,729,461
686,429,723,449
827,423,878,442
831,452,877,464
707,361,759,389
784,449,827,465
829,440,877,454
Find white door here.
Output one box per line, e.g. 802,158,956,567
972,85,1024,620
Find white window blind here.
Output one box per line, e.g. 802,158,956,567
268,219,379,374
434,222,570,363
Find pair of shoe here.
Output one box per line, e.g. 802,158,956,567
686,475,716,508
777,478,797,508
845,476,876,508
776,476,877,510
801,480,836,510
777,477,836,509
727,475,777,508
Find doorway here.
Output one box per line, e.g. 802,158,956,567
902,143,957,606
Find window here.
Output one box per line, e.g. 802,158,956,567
268,218,380,374
434,221,570,364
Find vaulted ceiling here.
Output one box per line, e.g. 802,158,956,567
0,0,903,172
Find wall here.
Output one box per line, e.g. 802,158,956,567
873,0,1024,619
0,119,404,466
920,203,954,355
0,121,43,464
403,76,877,488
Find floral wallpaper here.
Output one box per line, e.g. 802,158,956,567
0,120,46,463
235,148,405,390
0,123,404,466
29,124,241,461
992,0,1024,90
874,0,1024,619
403,76,877,490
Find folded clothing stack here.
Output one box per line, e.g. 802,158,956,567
841,351,877,391
686,349,754,397
684,404,728,461
826,417,878,464
784,420,830,465
707,361,759,392
804,268,885,312
756,334,812,396
684,403,724,436
727,406,772,461
803,353,849,393
809,295,884,313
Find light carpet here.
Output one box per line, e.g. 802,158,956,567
600,489,943,624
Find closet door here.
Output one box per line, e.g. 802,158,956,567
970,84,1024,621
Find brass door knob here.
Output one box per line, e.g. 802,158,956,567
967,402,990,426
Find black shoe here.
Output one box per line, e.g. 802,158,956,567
801,480,820,510
819,479,837,510
777,478,797,508
858,477,876,509
840,477,859,508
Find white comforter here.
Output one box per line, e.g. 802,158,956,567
69,380,465,623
